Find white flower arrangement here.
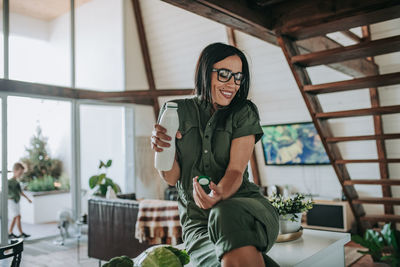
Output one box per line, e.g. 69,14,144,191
268,193,314,221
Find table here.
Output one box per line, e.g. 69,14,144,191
176,227,350,267
267,229,350,267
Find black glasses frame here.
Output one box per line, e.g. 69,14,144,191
211,68,244,85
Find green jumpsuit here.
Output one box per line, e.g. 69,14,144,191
158,96,279,266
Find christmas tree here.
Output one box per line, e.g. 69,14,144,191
20,126,63,187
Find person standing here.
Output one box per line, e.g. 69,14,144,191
8,162,32,239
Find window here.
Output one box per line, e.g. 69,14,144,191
9,0,71,86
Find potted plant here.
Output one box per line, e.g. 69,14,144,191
20,126,69,191
268,193,313,234
89,159,121,197
352,223,400,267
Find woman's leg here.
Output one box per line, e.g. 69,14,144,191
208,198,279,266
222,245,265,267
188,234,220,267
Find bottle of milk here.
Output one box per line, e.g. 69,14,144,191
155,102,179,171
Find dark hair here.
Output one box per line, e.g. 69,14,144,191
13,162,24,171
194,42,250,114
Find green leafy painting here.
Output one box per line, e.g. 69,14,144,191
261,122,330,165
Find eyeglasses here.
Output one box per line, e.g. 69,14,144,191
211,68,244,85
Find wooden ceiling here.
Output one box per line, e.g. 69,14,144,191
0,0,92,21
162,0,400,78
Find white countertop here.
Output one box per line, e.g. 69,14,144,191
176,228,350,267
267,229,351,267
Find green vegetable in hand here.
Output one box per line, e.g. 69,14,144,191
133,245,190,267
103,255,133,267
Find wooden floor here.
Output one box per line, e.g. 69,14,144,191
345,241,376,267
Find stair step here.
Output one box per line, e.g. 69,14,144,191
304,72,400,94
360,215,400,223
291,35,400,67
344,179,400,185
284,5,400,40
353,197,400,205
335,159,400,164
315,105,400,119
326,134,400,142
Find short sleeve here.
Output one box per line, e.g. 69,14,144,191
232,101,264,143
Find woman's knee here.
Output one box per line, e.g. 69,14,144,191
222,246,265,267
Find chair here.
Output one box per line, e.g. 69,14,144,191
0,238,23,267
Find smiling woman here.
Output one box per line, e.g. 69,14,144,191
151,42,279,267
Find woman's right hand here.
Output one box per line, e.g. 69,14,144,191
151,124,182,152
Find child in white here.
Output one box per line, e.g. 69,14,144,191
8,163,32,239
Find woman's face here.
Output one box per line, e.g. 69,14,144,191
211,55,242,109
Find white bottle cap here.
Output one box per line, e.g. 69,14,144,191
166,102,178,108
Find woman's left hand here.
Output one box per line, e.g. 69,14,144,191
192,177,223,209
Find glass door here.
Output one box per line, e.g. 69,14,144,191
7,96,72,240
77,101,135,216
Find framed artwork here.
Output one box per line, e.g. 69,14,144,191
261,122,330,165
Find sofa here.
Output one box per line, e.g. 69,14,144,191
88,196,151,261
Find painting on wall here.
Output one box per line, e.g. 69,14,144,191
261,122,330,165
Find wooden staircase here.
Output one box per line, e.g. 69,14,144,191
277,17,400,230
159,0,400,233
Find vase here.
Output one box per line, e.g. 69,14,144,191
279,212,303,234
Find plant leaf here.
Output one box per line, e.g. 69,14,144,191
89,176,99,189
352,235,372,249
106,159,112,167
104,178,113,186
112,183,121,194
99,161,105,169
99,184,108,196
98,173,106,184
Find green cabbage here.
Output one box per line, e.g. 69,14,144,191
103,255,133,267
133,245,190,267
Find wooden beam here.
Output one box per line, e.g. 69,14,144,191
226,27,237,48
0,79,157,105
292,35,400,67
315,105,400,119
304,72,400,94
344,180,400,186
363,25,393,215
353,197,400,205
297,36,378,77
274,0,400,40
361,215,400,222
105,98,155,106
161,0,277,45
131,0,160,120
0,79,80,98
0,79,193,105
161,0,377,78
251,0,286,8
77,89,194,99
326,134,400,143
340,30,363,43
